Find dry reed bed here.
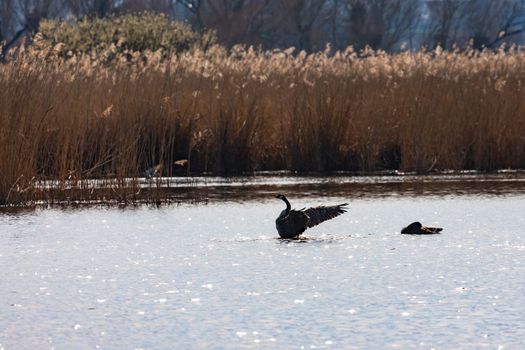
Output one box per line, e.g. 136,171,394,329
1,44,525,205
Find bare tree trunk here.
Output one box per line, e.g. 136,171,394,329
0,25,28,61
280,0,328,51
94,0,111,17
175,0,205,29
330,0,339,49
343,0,419,51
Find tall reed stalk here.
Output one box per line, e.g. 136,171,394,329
1,44,525,205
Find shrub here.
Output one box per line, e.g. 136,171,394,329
38,12,217,56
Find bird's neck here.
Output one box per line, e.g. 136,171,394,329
281,196,291,213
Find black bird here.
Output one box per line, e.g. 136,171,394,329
275,194,348,239
401,221,442,235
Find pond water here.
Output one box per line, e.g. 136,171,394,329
1,175,525,349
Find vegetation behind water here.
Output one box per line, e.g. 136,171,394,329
38,13,217,57
1,23,525,205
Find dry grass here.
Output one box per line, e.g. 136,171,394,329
1,42,525,205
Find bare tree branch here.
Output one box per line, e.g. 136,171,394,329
277,0,329,51
341,0,420,51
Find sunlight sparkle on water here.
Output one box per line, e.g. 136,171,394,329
1,191,525,349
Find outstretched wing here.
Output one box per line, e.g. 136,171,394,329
303,204,348,228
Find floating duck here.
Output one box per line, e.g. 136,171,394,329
401,221,442,235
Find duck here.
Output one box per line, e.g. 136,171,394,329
401,221,442,235
173,159,189,176
143,164,163,178
275,194,348,239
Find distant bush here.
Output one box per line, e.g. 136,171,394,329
38,13,217,56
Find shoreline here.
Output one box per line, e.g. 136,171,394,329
3,170,525,209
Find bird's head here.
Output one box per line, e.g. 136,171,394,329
410,221,422,228
275,194,285,200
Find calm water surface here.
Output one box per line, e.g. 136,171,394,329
1,176,525,349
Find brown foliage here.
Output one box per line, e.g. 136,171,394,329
1,44,525,205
